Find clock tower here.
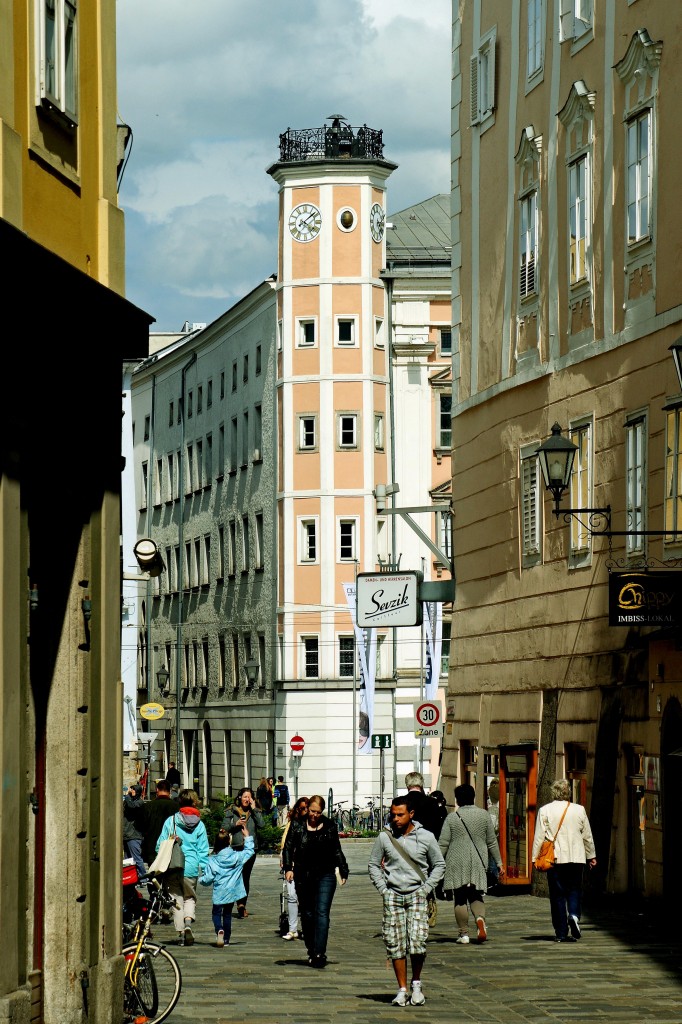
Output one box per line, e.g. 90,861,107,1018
267,117,397,769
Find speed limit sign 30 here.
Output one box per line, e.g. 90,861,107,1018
413,700,443,738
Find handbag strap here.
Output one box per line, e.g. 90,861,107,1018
386,831,427,884
549,801,570,842
455,810,488,871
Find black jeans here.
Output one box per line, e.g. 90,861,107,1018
295,871,337,958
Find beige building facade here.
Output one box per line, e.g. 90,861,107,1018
444,1,682,900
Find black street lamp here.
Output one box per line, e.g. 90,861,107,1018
156,665,170,693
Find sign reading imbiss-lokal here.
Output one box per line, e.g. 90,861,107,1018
609,570,682,627
356,571,423,628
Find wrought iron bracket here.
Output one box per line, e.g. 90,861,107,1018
552,505,612,535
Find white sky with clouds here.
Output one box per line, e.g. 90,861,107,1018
116,0,451,332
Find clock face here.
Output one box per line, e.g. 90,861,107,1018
370,202,385,243
289,203,322,243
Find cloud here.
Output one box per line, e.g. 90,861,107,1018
116,0,451,330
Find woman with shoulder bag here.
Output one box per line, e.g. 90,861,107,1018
156,788,210,946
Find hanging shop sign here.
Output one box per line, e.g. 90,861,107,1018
609,571,682,627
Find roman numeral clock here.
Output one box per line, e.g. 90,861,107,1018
288,202,322,242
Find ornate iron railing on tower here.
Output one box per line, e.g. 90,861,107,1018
278,116,384,163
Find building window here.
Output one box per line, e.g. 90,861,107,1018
297,319,316,347
242,411,249,466
625,414,646,556
169,401,174,427
243,354,249,383
144,415,150,442
195,439,203,489
255,512,264,569
141,462,148,508
154,458,164,506
166,453,174,503
217,526,225,579
569,154,588,283
220,372,225,400
569,420,592,554
241,515,250,571
218,425,225,476
254,404,262,455
202,534,211,585
299,415,317,450
339,636,355,678
665,405,682,544
527,0,544,79
256,344,262,375
299,519,318,563
374,414,384,452
438,510,453,566
302,637,319,679
207,379,213,408
336,317,357,346
187,391,193,419
338,413,358,449
520,445,542,566
462,741,478,788
559,0,592,42
440,621,451,675
374,317,385,348
439,329,452,356
519,190,537,298
232,362,237,392
206,433,213,480
228,521,236,576
185,444,194,493
197,385,203,414
626,110,651,245
277,319,283,351
230,417,238,471
338,519,357,561
438,394,452,448
36,0,78,124
218,635,226,690
470,26,496,129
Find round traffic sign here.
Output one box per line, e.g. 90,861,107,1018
290,734,305,752
415,702,441,728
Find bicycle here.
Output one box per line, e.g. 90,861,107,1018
122,871,182,1024
330,800,348,830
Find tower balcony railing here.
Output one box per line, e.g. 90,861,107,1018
277,121,384,163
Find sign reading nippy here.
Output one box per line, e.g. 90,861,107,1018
356,571,423,628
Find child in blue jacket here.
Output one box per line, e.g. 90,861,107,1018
200,821,255,946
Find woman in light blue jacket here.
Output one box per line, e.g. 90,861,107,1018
200,822,254,946
156,790,210,946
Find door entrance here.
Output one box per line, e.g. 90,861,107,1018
498,746,538,885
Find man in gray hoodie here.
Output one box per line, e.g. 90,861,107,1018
368,793,445,1007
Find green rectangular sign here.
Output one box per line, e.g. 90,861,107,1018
371,734,392,749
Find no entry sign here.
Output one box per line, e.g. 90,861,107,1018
290,734,305,754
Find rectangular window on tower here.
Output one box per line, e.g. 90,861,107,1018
36,0,78,125
337,413,358,449
336,317,358,347
339,636,355,677
299,518,318,563
302,636,319,679
298,415,317,451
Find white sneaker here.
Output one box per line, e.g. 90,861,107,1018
568,914,581,940
282,931,298,940
456,933,470,944
410,981,426,1006
392,988,409,1006
216,929,225,948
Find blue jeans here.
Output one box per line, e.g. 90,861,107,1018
212,903,234,942
547,863,584,938
124,838,146,882
295,871,337,958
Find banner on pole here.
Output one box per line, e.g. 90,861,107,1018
423,601,442,702
343,582,376,755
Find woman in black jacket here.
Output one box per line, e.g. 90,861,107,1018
282,794,348,968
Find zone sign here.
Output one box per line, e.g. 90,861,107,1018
413,700,443,738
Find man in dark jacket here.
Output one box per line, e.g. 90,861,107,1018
405,772,444,838
165,761,181,788
123,784,146,879
141,779,177,865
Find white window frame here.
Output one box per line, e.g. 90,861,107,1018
296,317,317,348
519,190,538,299
439,328,452,356
254,512,264,569
374,317,385,349
337,413,358,450
438,394,452,449
301,636,320,679
338,518,358,562
626,110,651,246
569,153,589,284
36,0,78,124
338,635,355,678
520,444,542,567
470,25,496,131
440,621,451,676
569,418,593,559
298,518,318,563
559,0,593,44
374,413,384,452
335,316,358,347
664,406,682,546
625,413,647,557
298,415,317,451
527,0,544,80
438,510,453,566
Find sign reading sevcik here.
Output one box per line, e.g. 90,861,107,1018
356,571,423,628
609,571,682,627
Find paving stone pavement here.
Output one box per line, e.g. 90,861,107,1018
157,841,682,1024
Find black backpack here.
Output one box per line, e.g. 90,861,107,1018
276,784,290,805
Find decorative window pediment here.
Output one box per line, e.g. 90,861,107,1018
615,28,662,87
515,126,542,191
558,80,596,132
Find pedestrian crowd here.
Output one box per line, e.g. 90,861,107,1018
122,767,596,1006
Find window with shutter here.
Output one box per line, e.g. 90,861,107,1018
521,447,542,566
569,421,592,556
470,26,496,130
625,415,646,556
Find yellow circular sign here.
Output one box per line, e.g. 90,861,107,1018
140,702,165,721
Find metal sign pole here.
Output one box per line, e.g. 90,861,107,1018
379,747,384,829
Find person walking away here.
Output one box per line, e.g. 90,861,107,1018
532,778,597,942
282,794,348,968
140,779,177,867
165,761,181,788
199,821,254,946
221,787,264,918
123,784,146,880
368,793,445,1006
256,777,273,815
267,777,278,824
438,783,504,945
279,797,308,939
428,790,448,839
156,788,210,946
275,776,291,826
404,771,443,838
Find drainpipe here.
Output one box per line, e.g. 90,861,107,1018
176,351,197,768
385,273,398,687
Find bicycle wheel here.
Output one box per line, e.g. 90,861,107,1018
123,942,181,1024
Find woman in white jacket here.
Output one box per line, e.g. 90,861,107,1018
532,779,597,943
